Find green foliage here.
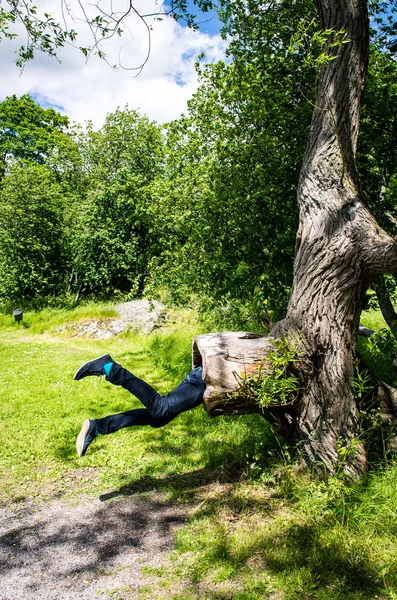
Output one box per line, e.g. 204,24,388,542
368,328,397,358
358,326,397,386
197,294,268,332
0,94,70,178
352,360,373,401
0,1,78,66
144,2,397,324
0,98,167,305
357,45,397,312
69,108,164,299
0,162,70,300
355,325,397,465
289,18,350,70
70,177,149,297
231,339,303,409
358,47,397,232
148,0,316,321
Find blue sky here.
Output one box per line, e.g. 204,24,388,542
1,0,227,127
30,92,65,113
184,0,223,36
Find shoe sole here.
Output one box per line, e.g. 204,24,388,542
73,354,110,380
76,419,90,457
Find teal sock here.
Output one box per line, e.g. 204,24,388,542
103,362,113,377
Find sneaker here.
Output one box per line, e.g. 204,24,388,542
76,419,98,457
74,354,113,381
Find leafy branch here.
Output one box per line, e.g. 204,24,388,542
1,0,219,71
288,18,350,70
230,339,304,410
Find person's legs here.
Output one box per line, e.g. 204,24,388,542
74,355,206,419
76,410,174,456
95,408,174,434
74,356,206,456
106,362,206,419
106,362,165,416
74,354,171,417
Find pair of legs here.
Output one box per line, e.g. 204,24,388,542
75,354,206,456
97,360,205,432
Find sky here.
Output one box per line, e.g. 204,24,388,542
0,0,227,128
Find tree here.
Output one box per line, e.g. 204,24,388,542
269,0,397,477
69,108,164,300
0,163,70,300
0,94,69,179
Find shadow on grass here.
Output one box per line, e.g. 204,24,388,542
99,467,236,502
172,511,394,600
97,413,282,503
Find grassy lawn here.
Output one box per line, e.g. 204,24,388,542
0,305,276,503
1,304,397,599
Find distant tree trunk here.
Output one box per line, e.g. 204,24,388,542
375,275,397,337
271,0,397,477
74,283,86,305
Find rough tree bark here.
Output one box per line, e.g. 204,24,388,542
271,0,397,476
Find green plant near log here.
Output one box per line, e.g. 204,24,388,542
232,340,304,410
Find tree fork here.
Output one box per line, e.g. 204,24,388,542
271,0,397,477
190,1,397,477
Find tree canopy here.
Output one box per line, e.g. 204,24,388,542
0,94,69,178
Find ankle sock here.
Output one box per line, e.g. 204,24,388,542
103,362,113,377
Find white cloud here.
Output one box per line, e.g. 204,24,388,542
0,0,227,127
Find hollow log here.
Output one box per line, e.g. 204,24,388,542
192,332,274,416
194,333,397,452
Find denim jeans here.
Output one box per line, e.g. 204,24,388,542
95,364,206,435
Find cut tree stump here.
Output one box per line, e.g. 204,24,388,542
192,332,274,417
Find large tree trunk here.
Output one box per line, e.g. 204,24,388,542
271,0,397,476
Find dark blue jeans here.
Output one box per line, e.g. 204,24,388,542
95,364,206,435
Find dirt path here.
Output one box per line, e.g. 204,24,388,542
0,492,187,600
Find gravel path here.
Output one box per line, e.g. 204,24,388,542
0,493,186,600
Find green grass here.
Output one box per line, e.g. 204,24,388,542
2,305,397,599
0,302,118,335
0,304,277,503
150,465,397,600
358,308,397,386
